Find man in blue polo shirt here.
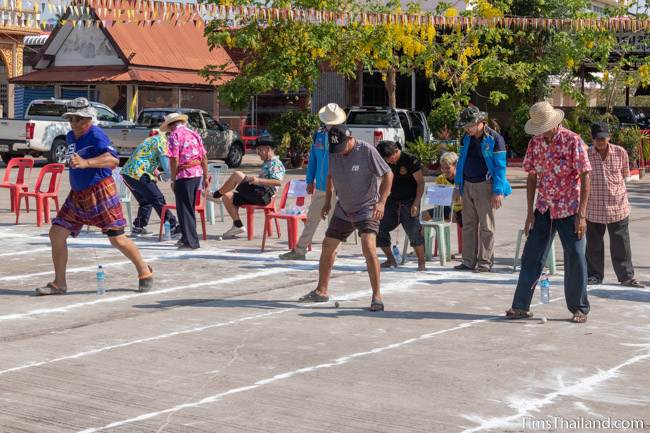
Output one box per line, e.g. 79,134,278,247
454,106,511,273
36,98,153,295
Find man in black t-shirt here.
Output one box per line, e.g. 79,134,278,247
376,141,426,271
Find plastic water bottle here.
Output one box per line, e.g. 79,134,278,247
96,265,106,295
392,245,402,265
539,273,550,304
163,221,171,240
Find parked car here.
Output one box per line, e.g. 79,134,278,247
345,106,432,148
133,108,245,168
611,106,650,129
0,99,132,164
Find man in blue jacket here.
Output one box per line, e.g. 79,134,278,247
280,103,344,260
454,106,511,272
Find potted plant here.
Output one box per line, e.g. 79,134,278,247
269,110,320,168
406,137,436,175
428,94,461,143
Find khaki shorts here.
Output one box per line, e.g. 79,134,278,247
325,215,379,242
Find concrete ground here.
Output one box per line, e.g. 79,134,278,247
1,156,649,433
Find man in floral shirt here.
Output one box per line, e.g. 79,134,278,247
506,101,592,324
209,134,285,238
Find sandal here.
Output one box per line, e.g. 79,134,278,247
138,265,154,293
505,308,533,320
298,290,329,303
380,261,397,269
369,299,384,312
621,279,644,288
571,312,588,323
35,282,67,296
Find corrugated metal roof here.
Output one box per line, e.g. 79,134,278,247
95,9,238,74
10,66,233,88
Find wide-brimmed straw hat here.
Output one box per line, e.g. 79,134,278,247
159,112,189,132
318,103,347,125
525,101,565,136
62,97,97,120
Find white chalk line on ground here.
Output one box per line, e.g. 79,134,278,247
0,280,421,376
0,266,289,322
76,290,566,433
460,343,650,433
0,247,52,258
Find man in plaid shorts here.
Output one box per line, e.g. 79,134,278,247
36,98,153,295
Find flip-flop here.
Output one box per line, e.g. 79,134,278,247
298,290,329,302
138,266,154,293
571,312,588,323
369,299,384,312
380,261,397,269
505,308,533,320
35,282,67,296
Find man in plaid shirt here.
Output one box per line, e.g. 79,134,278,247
586,122,644,288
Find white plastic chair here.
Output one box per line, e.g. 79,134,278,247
206,163,226,223
112,168,133,229
402,183,453,266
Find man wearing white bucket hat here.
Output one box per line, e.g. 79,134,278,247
506,101,592,323
279,103,345,260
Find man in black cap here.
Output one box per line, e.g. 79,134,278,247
586,122,643,288
298,125,393,311
209,134,285,238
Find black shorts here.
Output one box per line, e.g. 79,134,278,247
233,180,274,207
325,215,379,242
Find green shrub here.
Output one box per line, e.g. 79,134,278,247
614,126,643,167
507,104,530,157
406,137,436,167
269,110,320,167
428,94,461,140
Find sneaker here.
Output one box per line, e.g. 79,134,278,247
170,225,182,238
222,225,245,238
131,227,151,236
587,276,602,285
279,250,307,260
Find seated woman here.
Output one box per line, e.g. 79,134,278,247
208,134,285,238
423,151,462,226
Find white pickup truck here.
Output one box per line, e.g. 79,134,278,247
0,99,133,164
345,106,432,148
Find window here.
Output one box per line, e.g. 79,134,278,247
187,112,203,129
95,106,119,123
27,103,68,117
137,111,167,127
347,111,399,126
204,116,218,130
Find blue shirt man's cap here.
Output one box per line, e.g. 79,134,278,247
456,106,487,129
328,124,351,154
591,122,610,139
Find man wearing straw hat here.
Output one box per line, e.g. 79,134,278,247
506,101,592,323
37,98,153,295
280,103,344,260
162,112,209,250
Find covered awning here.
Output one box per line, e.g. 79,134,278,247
10,66,234,88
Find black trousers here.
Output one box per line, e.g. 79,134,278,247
586,217,634,282
123,174,177,229
174,177,201,249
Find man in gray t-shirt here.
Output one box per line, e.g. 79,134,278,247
298,125,393,312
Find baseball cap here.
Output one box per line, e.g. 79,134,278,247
590,122,610,139
328,124,352,154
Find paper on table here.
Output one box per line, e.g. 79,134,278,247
289,179,308,197
426,184,454,206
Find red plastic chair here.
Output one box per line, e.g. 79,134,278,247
0,157,34,212
240,196,281,241
261,180,310,252
159,176,211,241
15,163,65,227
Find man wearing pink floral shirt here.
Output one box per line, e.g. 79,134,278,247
506,101,592,324
163,113,209,250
